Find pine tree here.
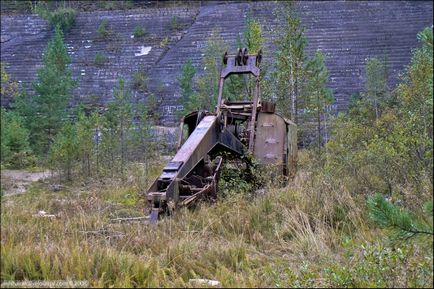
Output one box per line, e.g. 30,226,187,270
397,27,433,183
367,193,433,241
196,28,228,111
222,33,247,101
0,109,10,163
177,59,197,115
243,18,263,54
115,78,132,175
1,62,19,103
365,57,388,120
48,122,78,181
272,7,307,122
91,111,103,177
75,107,94,177
131,101,153,162
30,26,75,155
101,78,132,176
12,88,34,130
303,51,334,153
240,18,264,100
1,108,33,168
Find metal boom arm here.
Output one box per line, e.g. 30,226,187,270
146,115,244,222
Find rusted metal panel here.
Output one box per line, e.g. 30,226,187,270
261,101,276,113
220,49,261,79
254,112,287,166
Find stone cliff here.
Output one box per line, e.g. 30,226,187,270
1,1,432,125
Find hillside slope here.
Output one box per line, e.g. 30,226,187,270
1,1,432,124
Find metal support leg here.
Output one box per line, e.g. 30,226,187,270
248,77,260,152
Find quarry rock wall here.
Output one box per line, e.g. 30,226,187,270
1,1,432,125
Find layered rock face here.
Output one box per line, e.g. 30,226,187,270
1,1,432,125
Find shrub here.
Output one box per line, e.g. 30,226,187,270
0,109,35,168
131,66,148,91
171,16,179,30
97,20,110,39
48,122,78,181
48,8,77,32
94,52,108,66
104,1,118,10
159,36,169,48
367,193,433,241
36,6,77,33
133,26,146,38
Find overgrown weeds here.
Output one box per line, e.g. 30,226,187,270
1,153,432,287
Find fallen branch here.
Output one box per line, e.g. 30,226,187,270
109,216,150,223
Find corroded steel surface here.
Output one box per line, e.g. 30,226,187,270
254,112,287,165
145,49,297,222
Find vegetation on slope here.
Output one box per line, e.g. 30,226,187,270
0,151,432,287
0,3,432,287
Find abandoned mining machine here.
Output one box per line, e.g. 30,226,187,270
145,48,297,223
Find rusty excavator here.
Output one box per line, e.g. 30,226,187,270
145,49,297,223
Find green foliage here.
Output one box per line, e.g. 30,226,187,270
101,78,133,175
175,19,265,114
131,66,148,92
424,201,433,216
159,36,169,48
103,1,118,10
396,27,433,182
146,93,160,123
133,26,146,38
97,20,111,39
94,52,108,66
12,88,34,133
1,168,432,287
272,9,307,122
1,62,19,100
325,27,433,196
171,16,179,30
367,193,433,241
417,26,433,48
322,241,432,288
195,28,228,111
35,5,77,33
303,50,334,152
27,26,75,155
0,109,35,168
129,101,155,164
365,57,389,119
177,59,197,116
243,18,263,54
75,108,95,177
348,57,391,125
48,122,78,180
219,161,255,198
227,18,264,101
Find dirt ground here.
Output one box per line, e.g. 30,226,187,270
0,169,53,196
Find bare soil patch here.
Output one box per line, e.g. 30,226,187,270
0,169,53,196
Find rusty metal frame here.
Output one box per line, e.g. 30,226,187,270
217,48,262,153
145,48,297,223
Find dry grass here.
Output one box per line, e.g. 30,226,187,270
1,153,432,287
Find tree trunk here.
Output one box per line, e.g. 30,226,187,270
120,119,125,175
324,106,328,156
96,131,100,177
317,92,321,155
290,64,296,122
